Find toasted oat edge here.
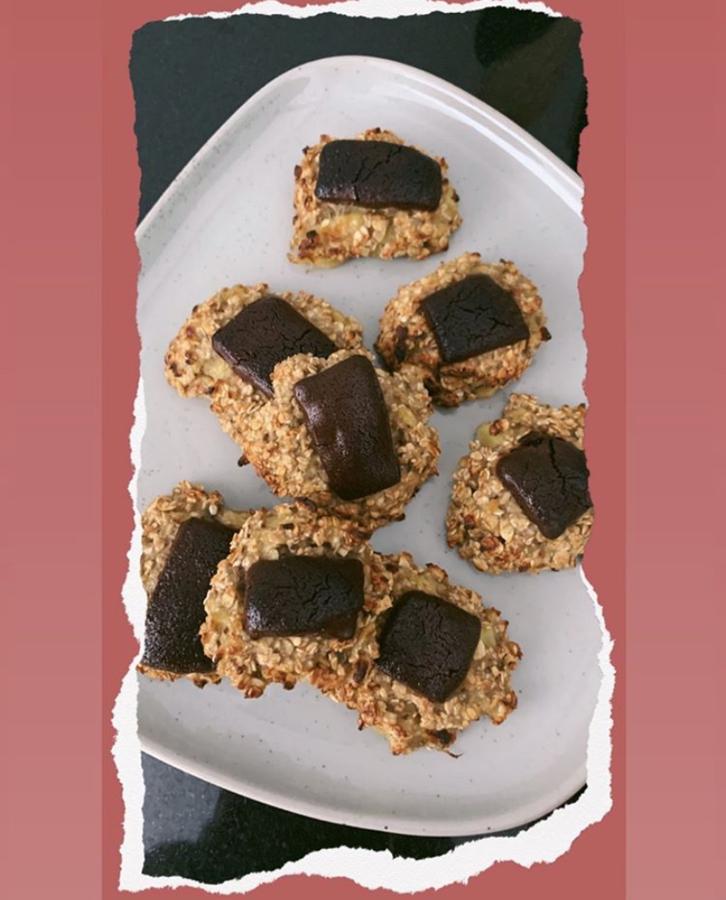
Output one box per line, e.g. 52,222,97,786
163,284,365,451
137,481,250,687
446,394,593,574
376,253,548,407
289,129,462,267
236,348,441,533
200,502,394,699
318,552,522,754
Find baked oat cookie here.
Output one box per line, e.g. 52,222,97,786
138,482,250,687
289,128,461,267
376,253,549,407
201,503,393,698
321,552,521,755
447,394,593,574
241,348,440,533
164,283,363,448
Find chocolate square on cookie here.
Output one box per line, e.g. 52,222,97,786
294,355,401,501
315,139,442,211
422,274,530,364
212,295,336,396
244,555,365,640
142,517,237,674
496,431,592,539
376,591,481,703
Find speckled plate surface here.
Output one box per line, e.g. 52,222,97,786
135,56,600,836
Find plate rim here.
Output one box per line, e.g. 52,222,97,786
135,54,583,241
135,54,589,836
140,715,586,837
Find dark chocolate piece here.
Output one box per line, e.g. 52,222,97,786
294,355,401,501
212,295,336,397
376,591,481,703
142,517,237,674
244,556,365,640
421,274,530,364
496,431,592,539
315,140,442,212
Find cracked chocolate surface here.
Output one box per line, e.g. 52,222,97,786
201,503,394,697
376,590,481,703
244,555,365,640
211,295,336,397
315,139,442,211
497,431,592,539
142,517,237,674
290,129,460,266
293,355,401,501
447,394,592,573
421,273,530,364
376,254,547,407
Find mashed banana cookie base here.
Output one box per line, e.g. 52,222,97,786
321,552,521,754
201,503,393,698
241,348,440,533
446,394,593,574
164,283,363,448
289,129,462,267
137,481,250,686
376,253,548,407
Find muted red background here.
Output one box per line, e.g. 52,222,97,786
2,0,722,897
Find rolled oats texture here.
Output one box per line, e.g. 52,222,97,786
164,282,364,448
320,551,521,754
239,348,441,533
201,503,394,698
289,128,461,267
446,393,593,574
376,252,548,407
137,481,251,687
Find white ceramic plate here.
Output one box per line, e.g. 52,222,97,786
135,56,599,837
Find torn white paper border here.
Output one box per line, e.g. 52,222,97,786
166,0,563,23
114,0,614,893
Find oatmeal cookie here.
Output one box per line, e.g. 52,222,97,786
289,129,461,267
138,482,250,686
201,503,393,698
164,283,363,448
241,348,440,533
321,552,521,754
447,393,593,573
376,253,549,407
